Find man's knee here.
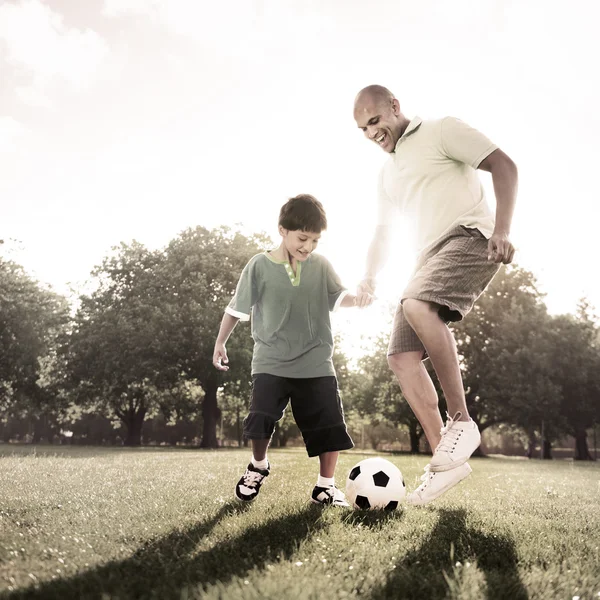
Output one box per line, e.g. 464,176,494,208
402,298,439,324
387,351,423,380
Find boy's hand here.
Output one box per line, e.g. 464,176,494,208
355,279,376,308
213,343,229,371
356,278,376,307
355,291,375,308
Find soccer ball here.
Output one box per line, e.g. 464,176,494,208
346,457,406,510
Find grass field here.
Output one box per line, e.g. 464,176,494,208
0,446,599,600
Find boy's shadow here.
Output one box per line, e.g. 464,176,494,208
4,502,326,600
368,508,528,600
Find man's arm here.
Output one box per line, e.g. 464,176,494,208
478,148,518,264
212,312,240,371
355,225,392,306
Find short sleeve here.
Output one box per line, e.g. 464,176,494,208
226,259,260,321
376,166,396,227
324,258,348,312
440,117,498,169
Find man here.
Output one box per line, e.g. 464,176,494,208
353,85,518,505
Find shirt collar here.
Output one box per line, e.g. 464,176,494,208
394,116,423,151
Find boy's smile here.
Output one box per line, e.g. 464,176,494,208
280,229,321,262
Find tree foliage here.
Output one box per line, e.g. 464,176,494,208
0,257,70,439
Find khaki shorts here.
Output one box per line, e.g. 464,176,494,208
388,225,500,357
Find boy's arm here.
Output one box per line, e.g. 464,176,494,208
213,312,240,371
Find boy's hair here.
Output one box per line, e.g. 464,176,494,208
278,194,327,233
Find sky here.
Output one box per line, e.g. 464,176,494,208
1,0,599,349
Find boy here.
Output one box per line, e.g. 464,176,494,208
213,194,373,506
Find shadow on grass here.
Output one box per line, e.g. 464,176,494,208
368,508,528,600
4,502,326,600
342,507,405,529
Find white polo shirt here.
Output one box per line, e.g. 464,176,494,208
377,116,498,255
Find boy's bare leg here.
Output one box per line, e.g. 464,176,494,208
312,450,349,506
318,451,339,478
250,438,271,462
235,439,270,502
387,351,443,449
401,299,469,420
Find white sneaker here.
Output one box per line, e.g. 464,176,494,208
429,412,481,472
406,462,472,506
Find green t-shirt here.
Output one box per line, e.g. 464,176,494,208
226,252,347,378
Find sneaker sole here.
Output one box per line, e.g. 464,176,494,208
309,498,350,507
429,438,481,472
428,455,470,472
406,465,472,506
234,491,258,503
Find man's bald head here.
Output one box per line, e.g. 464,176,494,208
354,85,396,111
353,85,408,153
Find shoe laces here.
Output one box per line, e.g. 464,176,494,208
417,464,435,490
242,469,265,487
436,411,463,453
323,486,347,504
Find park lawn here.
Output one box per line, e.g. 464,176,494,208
0,446,599,600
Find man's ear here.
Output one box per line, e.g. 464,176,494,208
392,98,400,115
279,226,287,237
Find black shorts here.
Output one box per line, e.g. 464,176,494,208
243,374,354,457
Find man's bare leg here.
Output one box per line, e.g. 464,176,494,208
387,350,443,449
402,298,481,473
402,299,470,421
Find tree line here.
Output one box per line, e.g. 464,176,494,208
1,229,598,459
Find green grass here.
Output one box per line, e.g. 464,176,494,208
0,446,599,600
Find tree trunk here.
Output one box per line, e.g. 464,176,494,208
408,424,420,454
236,408,243,447
201,373,221,448
526,430,536,459
122,407,147,446
574,428,593,460
542,438,552,459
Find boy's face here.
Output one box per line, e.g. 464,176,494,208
280,228,321,261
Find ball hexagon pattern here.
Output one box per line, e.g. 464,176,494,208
345,457,406,510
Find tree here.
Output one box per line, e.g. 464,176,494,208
549,304,600,460
0,257,70,438
152,226,270,448
64,228,268,448
64,242,172,445
452,265,562,455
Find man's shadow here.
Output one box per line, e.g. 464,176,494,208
368,508,528,600
4,502,326,600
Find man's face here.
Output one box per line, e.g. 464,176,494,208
354,96,402,153
280,229,321,262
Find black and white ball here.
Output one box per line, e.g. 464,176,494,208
346,457,406,510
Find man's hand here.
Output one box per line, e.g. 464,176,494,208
213,343,229,371
487,231,515,264
356,278,376,308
